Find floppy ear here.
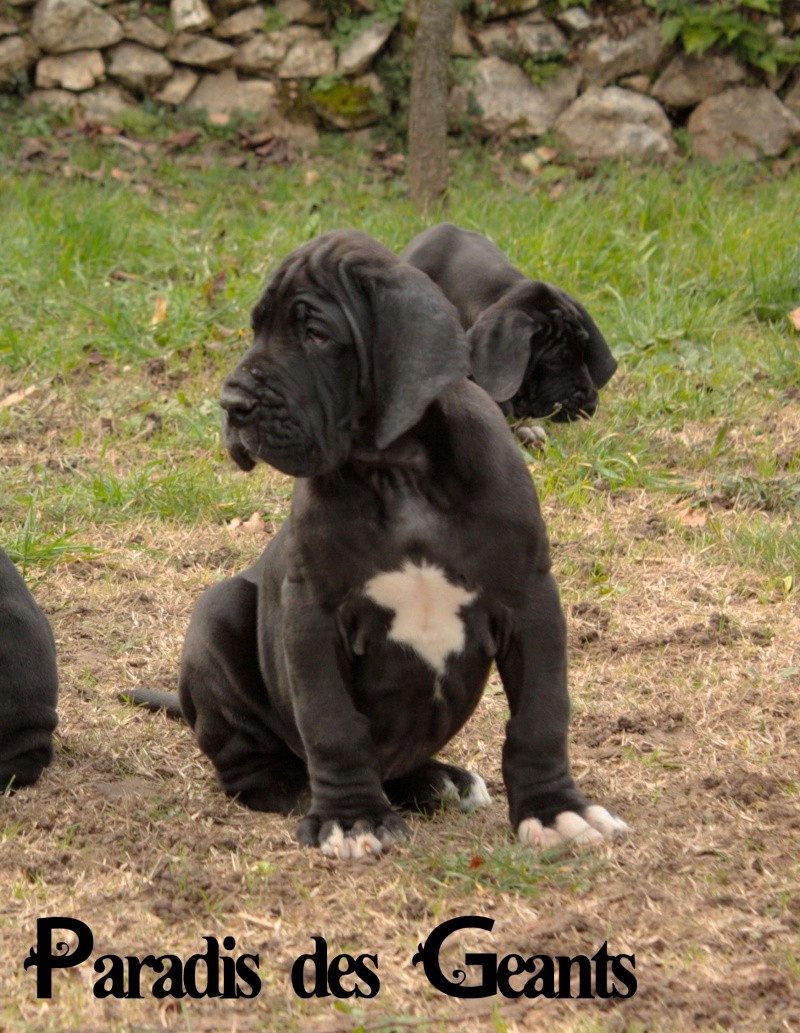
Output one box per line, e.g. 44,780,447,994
362,265,470,450
567,294,617,389
468,306,537,402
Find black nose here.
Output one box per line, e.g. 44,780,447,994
575,395,598,419
220,385,257,428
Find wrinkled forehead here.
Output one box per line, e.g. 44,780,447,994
249,246,316,329
250,231,397,331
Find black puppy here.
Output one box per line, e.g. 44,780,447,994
0,548,59,789
401,222,617,422
149,230,625,859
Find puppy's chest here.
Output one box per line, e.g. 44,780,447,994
314,478,491,677
359,559,478,676
382,488,445,552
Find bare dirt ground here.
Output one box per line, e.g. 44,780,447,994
1,377,799,1033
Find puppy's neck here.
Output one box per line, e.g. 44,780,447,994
349,435,429,475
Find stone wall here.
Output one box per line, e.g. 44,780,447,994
1,0,800,161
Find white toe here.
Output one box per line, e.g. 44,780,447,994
518,817,566,848
351,831,384,859
583,804,629,839
320,823,346,858
554,811,605,846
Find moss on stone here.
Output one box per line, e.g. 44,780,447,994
310,78,383,128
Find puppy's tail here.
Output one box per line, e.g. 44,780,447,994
118,689,184,720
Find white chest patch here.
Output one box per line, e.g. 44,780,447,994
364,560,476,676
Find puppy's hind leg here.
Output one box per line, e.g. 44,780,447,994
179,575,309,816
384,760,491,814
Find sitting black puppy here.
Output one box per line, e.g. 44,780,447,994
401,222,617,423
139,229,627,860
0,548,59,789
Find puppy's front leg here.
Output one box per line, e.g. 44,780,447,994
497,571,628,849
282,579,408,859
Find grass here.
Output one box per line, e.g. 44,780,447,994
0,104,799,1032
404,835,609,898
2,121,798,564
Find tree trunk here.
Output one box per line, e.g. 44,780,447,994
408,0,459,210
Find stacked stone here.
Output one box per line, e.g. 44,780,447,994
0,0,395,142
1,0,799,162
450,3,800,161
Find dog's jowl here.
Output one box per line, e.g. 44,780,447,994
177,229,626,859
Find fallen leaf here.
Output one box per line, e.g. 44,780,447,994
254,139,293,165
519,151,544,175
19,136,49,162
228,512,267,535
788,307,800,332
108,134,146,154
0,384,40,409
240,129,274,150
162,130,201,152
673,505,707,528
150,297,168,326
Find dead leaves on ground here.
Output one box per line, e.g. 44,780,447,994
227,512,269,535
0,383,43,409
671,503,709,529
11,119,299,188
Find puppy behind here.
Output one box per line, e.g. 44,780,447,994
402,222,617,422
0,548,59,789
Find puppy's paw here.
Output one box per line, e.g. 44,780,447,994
436,770,492,812
384,761,491,814
297,812,408,860
518,805,628,851
515,424,547,451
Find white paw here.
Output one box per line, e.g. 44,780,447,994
319,822,385,860
459,772,492,812
435,772,492,812
518,806,628,850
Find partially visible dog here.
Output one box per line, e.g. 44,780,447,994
401,222,617,423
129,229,626,860
0,548,59,789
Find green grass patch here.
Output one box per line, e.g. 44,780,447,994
407,841,608,897
1,110,798,567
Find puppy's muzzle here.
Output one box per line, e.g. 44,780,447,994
556,391,598,422
220,384,258,428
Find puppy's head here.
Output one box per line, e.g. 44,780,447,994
220,230,469,478
468,281,617,422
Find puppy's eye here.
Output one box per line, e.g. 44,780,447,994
294,302,327,346
306,327,327,346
